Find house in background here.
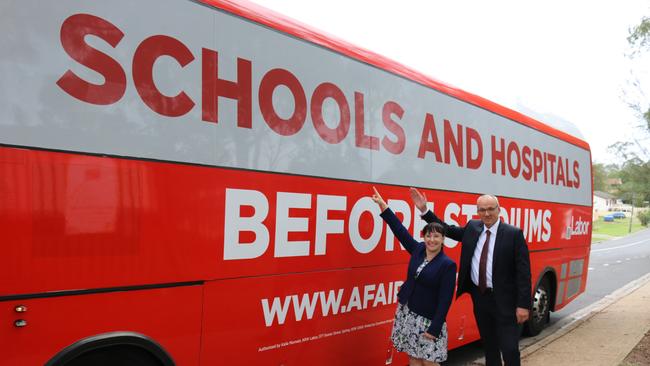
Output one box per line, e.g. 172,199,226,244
605,178,622,195
593,190,617,219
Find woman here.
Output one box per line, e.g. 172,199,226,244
371,187,457,366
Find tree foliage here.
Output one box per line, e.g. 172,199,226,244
617,158,650,206
628,16,650,52
592,163,620,193
592,163,608,192
627,16,650,133
606,141,650,206
638,210,650,226
583,18,650,210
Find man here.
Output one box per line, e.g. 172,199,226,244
410,188,531,366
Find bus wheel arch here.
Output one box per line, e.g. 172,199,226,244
524,269,556,336
45,331,174,366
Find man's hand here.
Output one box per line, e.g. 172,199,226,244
409,187,428,214
516,307,530,324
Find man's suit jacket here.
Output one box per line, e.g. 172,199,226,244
422,211,532,317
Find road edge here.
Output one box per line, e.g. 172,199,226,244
520,271,650,358
467,272,650,365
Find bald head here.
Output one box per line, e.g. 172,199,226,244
477,195,499,207
477,194,500,227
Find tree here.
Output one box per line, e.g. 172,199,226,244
627,16,650,134
628,16,650,56
617,157,650,206
592,163,608,192
607,141,650,205
592,163,620,193
608,18,650,208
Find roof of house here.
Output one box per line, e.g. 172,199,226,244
594,190,616,199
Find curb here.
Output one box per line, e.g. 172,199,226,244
521,272,650,359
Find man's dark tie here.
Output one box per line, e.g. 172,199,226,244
479,230,491,294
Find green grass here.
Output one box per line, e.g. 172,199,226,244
591,216,647,243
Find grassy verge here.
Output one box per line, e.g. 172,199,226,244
619,329,650,366
592,216,646,243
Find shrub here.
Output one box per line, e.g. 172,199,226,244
638,211,650,227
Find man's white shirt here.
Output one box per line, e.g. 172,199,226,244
471,220,500,289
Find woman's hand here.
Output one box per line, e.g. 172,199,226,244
422,332,437,341
371,186,388,211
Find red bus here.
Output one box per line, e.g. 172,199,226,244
0,0,592,365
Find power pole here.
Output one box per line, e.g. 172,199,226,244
629,192,635,233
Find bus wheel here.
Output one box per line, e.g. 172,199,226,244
64,346,163,366
524,278,550,336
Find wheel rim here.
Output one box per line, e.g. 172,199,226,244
532,285,549,324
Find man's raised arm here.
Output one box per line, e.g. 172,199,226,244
409,187,465,241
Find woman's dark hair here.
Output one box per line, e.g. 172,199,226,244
421,222,446,237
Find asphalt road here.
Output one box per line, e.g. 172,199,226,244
443,227,650,366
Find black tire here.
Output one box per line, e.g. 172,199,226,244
524,277,551,336
64,346,162,366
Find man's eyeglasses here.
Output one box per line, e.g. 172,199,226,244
477,206,498,213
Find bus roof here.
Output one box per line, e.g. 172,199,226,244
202,0,590,151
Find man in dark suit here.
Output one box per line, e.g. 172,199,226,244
410,188,531,366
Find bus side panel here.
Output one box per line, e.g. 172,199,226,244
446,295,480,348
201,264,480,365
201,265,406,365
0,146,226,296
0,285,202,366
529,245,591,311
527,202,592,310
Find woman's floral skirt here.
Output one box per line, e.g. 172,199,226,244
391,302,448,363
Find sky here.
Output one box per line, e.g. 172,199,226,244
249,0,650,164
